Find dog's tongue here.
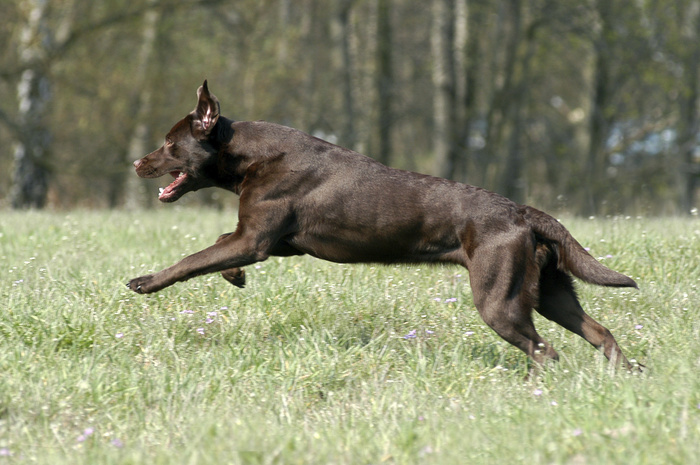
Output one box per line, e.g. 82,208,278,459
158,171,186,201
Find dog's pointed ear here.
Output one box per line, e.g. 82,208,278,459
192,80,220,139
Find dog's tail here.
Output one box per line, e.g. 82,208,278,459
525,207,637,288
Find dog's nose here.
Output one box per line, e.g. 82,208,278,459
133,159,144,169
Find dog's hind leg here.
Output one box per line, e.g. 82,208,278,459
216,233,246,288
535,264,637,371
472,293,559,367
467,233,559,367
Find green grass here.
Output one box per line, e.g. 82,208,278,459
1,209,699,464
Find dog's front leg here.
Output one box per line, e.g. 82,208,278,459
216,233,246,288
127,232,269,294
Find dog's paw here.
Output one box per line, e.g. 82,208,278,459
127,274,160,294
628,361,646,374
221,267,246,288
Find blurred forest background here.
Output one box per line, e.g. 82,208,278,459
1,0,700,215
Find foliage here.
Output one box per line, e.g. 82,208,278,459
0,0,699,213
1,209,699,463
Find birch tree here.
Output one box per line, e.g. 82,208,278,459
10,0,53,209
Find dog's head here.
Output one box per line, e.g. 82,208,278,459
133,80,222,202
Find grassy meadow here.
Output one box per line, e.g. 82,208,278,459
0,208,699,464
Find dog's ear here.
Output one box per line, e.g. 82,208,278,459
192,80,220,139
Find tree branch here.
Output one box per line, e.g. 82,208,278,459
54,0,225,55
0,0,226,81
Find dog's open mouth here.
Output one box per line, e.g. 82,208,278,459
158,171,188,201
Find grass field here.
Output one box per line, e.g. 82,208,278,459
1,209,699,464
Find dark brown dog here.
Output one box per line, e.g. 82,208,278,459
129,81,640,370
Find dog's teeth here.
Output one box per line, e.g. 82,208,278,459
159,188,164,195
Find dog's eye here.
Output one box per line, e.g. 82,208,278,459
165,138,174,147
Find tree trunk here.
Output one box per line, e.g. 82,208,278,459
376,0,393,165
584,0,614,216
451,0,470,183
11,0,52,210
585,53,610,215
680,1,700,214
480,3,512,188
278,0,291,63
337,0,357,150
122,4,161,209
462,3,480,185
498,0,537,205
432,0,457,178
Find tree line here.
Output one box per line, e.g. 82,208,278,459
1,0,699,215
